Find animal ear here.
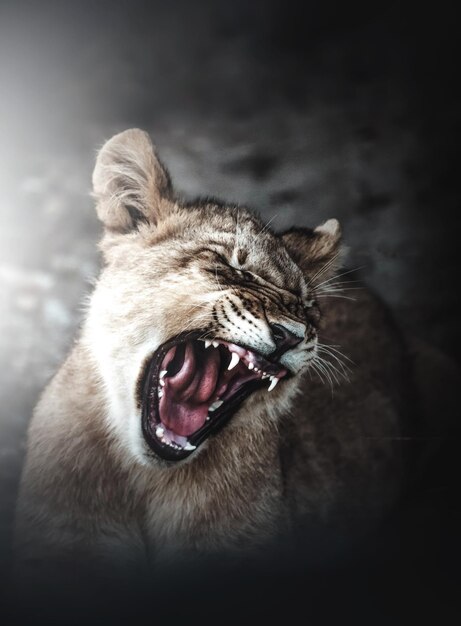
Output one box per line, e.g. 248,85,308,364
92,128,173,233
281,219,343,283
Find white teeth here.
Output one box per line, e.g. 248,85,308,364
262,372,269,379
212,341,219,348
209,399,223,411
158,389,163,398
254,367,260,373
248,362,254,370
159,378,165,387
206,415,210,421
228,352,240,370
159,370,167,379
268,376,279,392
184,442,196,451
205,340,211,348
156,426,165,438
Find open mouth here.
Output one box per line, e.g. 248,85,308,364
141,331,288,462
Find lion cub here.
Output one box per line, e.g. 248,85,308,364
15,129,408,588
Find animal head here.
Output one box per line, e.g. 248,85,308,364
85,129,342,465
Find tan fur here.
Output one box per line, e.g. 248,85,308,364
15,129,407,584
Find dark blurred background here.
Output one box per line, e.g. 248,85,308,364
0,0,460,622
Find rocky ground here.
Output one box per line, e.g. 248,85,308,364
0,1,460,621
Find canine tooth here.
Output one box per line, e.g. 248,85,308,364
212,341,219,348
205,340,211,348
184,442,196,451
159,370,167,379
209,399,224,411
248,362,254,370
228,352,240,370
158,389,163,398
268,376,279,392
156,426,165,438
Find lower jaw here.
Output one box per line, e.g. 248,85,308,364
142,375,266,463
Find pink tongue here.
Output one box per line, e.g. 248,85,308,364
159,343,220,437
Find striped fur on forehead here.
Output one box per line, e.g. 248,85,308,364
126,200,306,295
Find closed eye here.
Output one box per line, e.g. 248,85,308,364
214,252,302,301
237,269,254,282
215,253,254,282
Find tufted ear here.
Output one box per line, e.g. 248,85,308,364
92,129,173,233
281,219,343,284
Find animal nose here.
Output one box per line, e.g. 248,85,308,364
270,323,302,356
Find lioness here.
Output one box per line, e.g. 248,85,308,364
14,129,410,591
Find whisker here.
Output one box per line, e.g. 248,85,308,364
313,346,351,386
312,266,365,290
315,290,359,299
309,360,328,386
198,329,217,341
180,312,213,333
317,343,350,363
259,213,278,236
320,360,350,385
316,293,357,301
312,357,335,388
308,252,341,286
175,302,212,311
314,285,363,294
180,316,212,331
316,346,352,375
316,279,362,287
314,289,361,298
317,342,355,365
315,278,362,286
315,356,342,385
